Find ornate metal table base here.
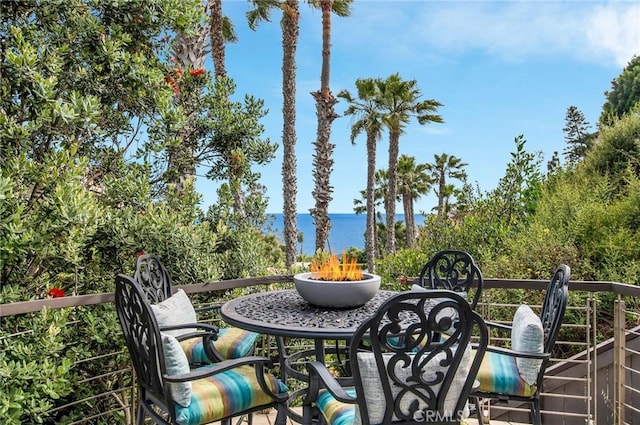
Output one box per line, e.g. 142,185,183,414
221,290,398,423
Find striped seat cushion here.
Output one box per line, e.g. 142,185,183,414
174,364,288,425
316,387,357,425
475,350,537,397
180,327,259,362
316,387,470,425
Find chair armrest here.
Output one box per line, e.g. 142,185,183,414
485,321,512,333
160,323,227,363
166,355,273,381
165,356,288,401
194,304,223,314
160,322,220,334
305,361,356,404
485,345,551,360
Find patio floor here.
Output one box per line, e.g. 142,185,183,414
220,408,519,425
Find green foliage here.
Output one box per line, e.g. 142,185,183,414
0,301,128,424
0,308,74,424
563,106,594,164
0,0,202,161
600,55,640,126
492,221,581,280
491,135,544,226
146,74,277,196
530,165,640,283
345,247,367,264
588,103,640,179
211,219,284,279
0,1,281,423
375,248,431,288
0,151,100,290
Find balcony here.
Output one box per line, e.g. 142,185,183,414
1,275,639,424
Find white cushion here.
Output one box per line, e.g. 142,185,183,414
161,333,192,407
511,304,544,385
353,345,471,425
150,289,197,338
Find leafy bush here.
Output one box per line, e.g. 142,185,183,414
375,248,431,289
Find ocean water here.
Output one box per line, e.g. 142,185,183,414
264,213,425,256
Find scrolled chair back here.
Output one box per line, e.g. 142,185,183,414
418,250,483,310
350,290,489,425
114,274,167,404
134,253,172,303
540,264,570,354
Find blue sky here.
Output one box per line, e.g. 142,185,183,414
195,0,640,214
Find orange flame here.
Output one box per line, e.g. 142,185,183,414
310,253,364,281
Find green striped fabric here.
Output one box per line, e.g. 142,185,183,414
180,328,259,362
476,350,537,397
174,364,288,425
315,387,471,425
316,388,356,425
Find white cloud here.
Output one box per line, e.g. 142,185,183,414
336,1,639,67
586,4,640,66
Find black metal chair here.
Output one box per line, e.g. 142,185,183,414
134,254,259,363
472,264,570,425
303,290,489,425
418,250,483,310
114,274,289,425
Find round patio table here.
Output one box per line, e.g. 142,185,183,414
220,289,397,339
220,289,398,423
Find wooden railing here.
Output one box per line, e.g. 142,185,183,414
1,276,639,424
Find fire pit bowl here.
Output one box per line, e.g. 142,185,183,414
293,272,381,309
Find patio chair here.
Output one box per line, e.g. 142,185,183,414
134,254,259,363
418,250,483,310
303,290,489,425
471,264,570,425
114,274,289,425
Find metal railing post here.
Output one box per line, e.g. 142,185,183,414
131,366,137,425
589,295,596,423
613,296,626,425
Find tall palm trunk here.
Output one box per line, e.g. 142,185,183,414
365,132,377,272
386,130,400,254
209,0,226,78
282,0,299,267
437,168,446,217
402,190,416,247
311,0,338,252
210,0,245,218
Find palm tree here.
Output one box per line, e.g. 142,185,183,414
338,78,383,272
308,0,352,253
247,0,300,268
377,73,443,254
438,183,459,217
208,1,247,217
397,154,432,248
209,0,238,78
427,153,467,218
354,169,394,255
166,12,210,195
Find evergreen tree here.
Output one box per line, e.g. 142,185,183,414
547,151,561,174
600,55,640,126
563,106,593,164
